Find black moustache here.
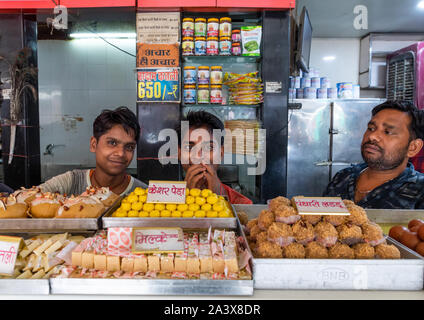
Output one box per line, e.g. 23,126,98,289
363,142,382,151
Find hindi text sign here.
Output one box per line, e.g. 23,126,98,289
137,43,179,68
0,235,23,276
136,12,180,44
132,227,184,253
293,197,350,215
146,180,187,204
137,68,180,103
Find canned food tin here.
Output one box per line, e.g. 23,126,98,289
294,77,301,89
182,18,194,37
197,85,210,104
197,66,210,85
207,37,219,56
317,88,327,99
289,88,295,99
210,66,223,85
303,87,316,99
300,77,311,88
353,84,360,98
184,85,196,104
207,18,219,38
327,88,337,99
337,82,353,99
296,88,304,99
194,18,207,37
320,77,330,89
210,85,223,104
195,37,206,56
182,37,194,56
219,37,231,56
183,66,196,84
219,17,232,38
311,77,321,88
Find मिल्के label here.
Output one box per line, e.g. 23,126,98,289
146,180,187,204
292,197,350,215
0,235,23,276
132,227,184,253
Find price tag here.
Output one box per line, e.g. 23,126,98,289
146,180,187,204
293,197,350,215
0,235,23,276
137,68,180,103
132,227,184,253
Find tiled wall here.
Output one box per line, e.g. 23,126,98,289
37,39,137,181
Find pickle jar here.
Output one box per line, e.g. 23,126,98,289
206,37,219,56
210,66,223,85
197,85,210,104
207,18,219,37
231,42,241,56
219,17,232,37
231,29,241,43
183,66,197,84
219,37,231,56
183,84,197,104
194,18,207,37
195,37,206,56
182,37,194,56
197,66,210,85
182,18,194,37
210,85,223,104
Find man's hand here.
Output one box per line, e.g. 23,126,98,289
202,165,221,194
184,165,207,189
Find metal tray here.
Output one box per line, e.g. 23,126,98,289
49,278,252,296
0,279,50,295
0,198,121,232
102,198,237,229
234,204,424,291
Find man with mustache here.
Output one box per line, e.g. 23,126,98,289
323,100,424,208
39,107,147,196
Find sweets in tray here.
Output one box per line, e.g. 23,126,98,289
52,228,251,280
0,186,119,219
0,233,86,279
112,187,234,219
238,196,401,260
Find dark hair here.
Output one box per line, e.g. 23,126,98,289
176,111,225,145
93,106,140,142
371,100,424,141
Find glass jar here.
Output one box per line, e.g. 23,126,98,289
231,29,241,43
197,66,210,85
219,17,232,37
182,18,194,37
184,85,197,104
194,37,206,56
183,66,196,84
182,37,194,56
194,18,207,37
206,37,219,56
210,85,223,104
207,18,219,37
231,42,241,56
219,37,231,56
197,85,210,104
210,66,223,85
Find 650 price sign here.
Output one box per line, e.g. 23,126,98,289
137,68,180,103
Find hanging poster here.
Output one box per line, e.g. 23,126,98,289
136,43,179,67
136,12,180,44
137,68,180,103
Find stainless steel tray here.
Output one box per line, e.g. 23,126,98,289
234,204,424,291
0,198,121,232
0,279,50,295
102,198,237,229
49,279,252,296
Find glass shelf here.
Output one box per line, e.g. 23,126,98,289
181,103,260,108
182,55,261,64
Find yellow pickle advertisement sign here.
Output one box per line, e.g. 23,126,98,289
137,68,180,103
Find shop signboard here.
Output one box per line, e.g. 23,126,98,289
136,43,179,68
137,68,180,103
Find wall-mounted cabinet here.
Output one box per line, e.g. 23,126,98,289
359,33,424,89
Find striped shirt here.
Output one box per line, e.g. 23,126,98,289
323,162,424,209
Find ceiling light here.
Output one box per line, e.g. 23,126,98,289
69,33,136,39
418,1,424,9
323,56,336,61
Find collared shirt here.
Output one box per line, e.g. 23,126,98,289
220,183,253,205
323,162,424,209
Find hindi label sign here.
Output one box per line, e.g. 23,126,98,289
137,43,179,67
146,180,187,204
0,235,23,276
136,12,180,44
137,68,180,103
132,227,184,253
292,197,350,215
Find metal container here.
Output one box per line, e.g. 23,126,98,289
0,279,50,295
102,198,237,229
234,205,424,291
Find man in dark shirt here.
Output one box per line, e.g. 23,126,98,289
323,100,424,209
